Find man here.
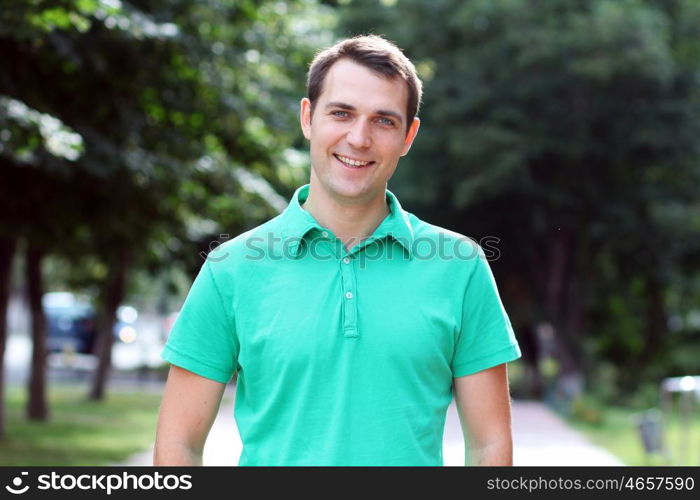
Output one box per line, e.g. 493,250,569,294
154,35,521,466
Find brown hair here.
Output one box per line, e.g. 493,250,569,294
306,35,422,134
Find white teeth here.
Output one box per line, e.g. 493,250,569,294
336,154,371,167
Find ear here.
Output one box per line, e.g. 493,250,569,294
400,117,421,156
300,97,312,140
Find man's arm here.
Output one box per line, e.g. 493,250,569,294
154,364,226,465
453,363,514,466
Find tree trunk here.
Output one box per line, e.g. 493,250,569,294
89,250,129,401
517,323,544,399
0,236,17,439
545,226,580,376
640,274,667,367
26,244,49,421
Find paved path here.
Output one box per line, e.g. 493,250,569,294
122,387,623,466
510,401,623,466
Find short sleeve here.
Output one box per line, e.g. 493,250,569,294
451,247,521,377
160,259,239,384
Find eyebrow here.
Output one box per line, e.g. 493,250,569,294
325,101,404,124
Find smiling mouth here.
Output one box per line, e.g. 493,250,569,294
334,154,375,169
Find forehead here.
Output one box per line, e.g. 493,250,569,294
319,59,409,118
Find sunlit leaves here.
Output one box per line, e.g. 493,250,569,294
0,96,84,162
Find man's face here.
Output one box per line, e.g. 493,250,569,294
300,58,420,206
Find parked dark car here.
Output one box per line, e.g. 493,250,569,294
44,292,96,354
43,292,138,355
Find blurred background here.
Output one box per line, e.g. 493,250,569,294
1,0,699,466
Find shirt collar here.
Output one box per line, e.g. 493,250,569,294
281,184,414,257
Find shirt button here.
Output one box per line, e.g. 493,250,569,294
321,231,329,238
343,257,351,264
345,291,353,299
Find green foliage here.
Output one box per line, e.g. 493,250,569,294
0,1,332,404
1,0,332,281
336,0,700,394
0,0,116,37
570,395,605,426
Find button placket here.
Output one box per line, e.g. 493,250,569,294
339,253,358,338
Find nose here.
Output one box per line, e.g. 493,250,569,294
346,117,371,149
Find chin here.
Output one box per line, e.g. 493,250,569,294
334,186,382,204
333,188,367,201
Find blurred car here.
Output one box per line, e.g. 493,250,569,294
43,292,139,355
44,292,96,354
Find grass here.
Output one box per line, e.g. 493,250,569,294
567,402,700,466
0,384,162,466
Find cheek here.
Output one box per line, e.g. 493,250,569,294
317,132,345,152
379,140,408,160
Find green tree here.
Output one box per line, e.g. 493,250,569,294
0,0,332,434
338,0,700,397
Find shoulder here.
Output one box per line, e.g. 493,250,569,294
201,214,285,278
405,212,485,261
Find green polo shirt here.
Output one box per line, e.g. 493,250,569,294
161,184,520,466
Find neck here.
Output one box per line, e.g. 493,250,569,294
301,183,390,250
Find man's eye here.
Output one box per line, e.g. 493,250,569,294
331,111,349,118
377,117,395,126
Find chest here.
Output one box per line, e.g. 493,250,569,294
233,252,460,376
